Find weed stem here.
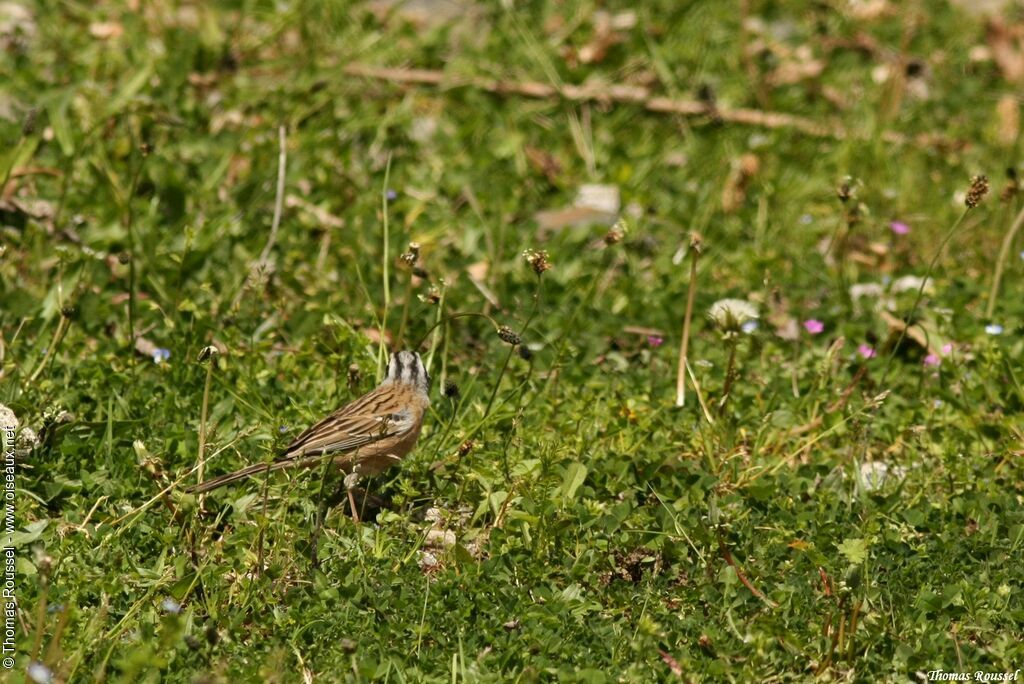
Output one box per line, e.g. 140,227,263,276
879,209,969,385
985,201,1024,319
676,239,701,406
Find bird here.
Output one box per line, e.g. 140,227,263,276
187,350,431,522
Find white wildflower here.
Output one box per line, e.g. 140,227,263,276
708,299,759,334
0,404,18,431
859,462,907,493
891,275,933,294
27,662,52,684
849,282,884,300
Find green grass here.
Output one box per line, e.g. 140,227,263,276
3,0,1023,681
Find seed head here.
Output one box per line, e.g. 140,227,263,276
688,231,704,254
458,439,475,456
517,345,533,361
423,285,441,305
443,380,460,400
118,251,131,265
836,177,854,203
400,242,421,267
965,175,989,208
21,108,37,137
523,249,552,275
60,305,76,319
708,299,759,338
197,345,220,362
34,548,53,576
497,326,521,345
604,220,627,245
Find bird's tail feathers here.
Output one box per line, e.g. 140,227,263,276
186,456,321,494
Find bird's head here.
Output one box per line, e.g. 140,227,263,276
384,350,431,395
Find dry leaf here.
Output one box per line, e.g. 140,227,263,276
996,94,1019,146
535,206,617,231
578,10,625,65
409,116,438,143
187,72,219,88
879,310,941,356
89,21,124,40
112,291,150,305
987,19,1024,83
210,109,245,134
363,328,394,345
466,260,488,282
467,261,499,307
766,57,825,87
285,195,345,229
623,326,666,337
951,0,1016,17
0,2,36,40
821,85,853,110
721,153,759,213
524,145,562,183
772,316,800,341
368,0,473,28
535,184,620,232
133,336,159,358
576,183,620,213
846,0,892,20
0,195,55,224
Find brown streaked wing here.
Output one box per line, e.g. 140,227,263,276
284,387,389,447
283,385,411,457
284,413,404,457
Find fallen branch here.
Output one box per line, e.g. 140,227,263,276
343,63,965,149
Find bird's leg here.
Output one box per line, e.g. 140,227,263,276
310,492,328,569
343,471,362,524
348,489,360,524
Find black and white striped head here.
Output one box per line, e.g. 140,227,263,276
384,351,431,395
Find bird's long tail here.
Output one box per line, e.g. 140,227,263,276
186,456,321,494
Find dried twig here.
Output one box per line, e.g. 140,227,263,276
343,63,964,148
719,539,778,608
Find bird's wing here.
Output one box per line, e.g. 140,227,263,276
282,399,417,458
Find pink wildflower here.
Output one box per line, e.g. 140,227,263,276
803,319,824,335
